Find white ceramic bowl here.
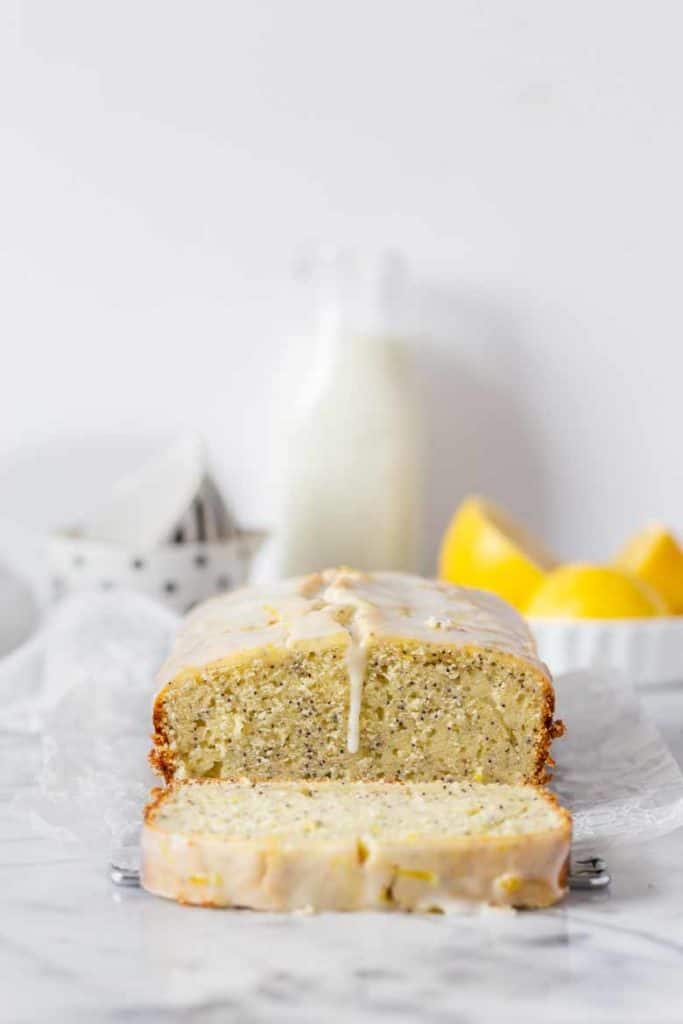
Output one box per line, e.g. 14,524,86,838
529,615,683,687
49,530,266,614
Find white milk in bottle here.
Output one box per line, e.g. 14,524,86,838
276,250,421,575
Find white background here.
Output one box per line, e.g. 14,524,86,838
1,0,681,572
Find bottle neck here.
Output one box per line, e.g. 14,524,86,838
316,313,392,379
303,248,408,391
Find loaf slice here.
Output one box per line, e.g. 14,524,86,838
142,779,571,910
151,569,562,786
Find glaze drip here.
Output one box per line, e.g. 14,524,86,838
344,615,367,754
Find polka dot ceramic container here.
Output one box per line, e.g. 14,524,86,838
47,436,266,613
48,531,266,614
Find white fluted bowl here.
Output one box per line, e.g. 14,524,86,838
529,615,683,687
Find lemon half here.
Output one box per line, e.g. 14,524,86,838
438,496,557,611
525,564,666,619
615,525,683,614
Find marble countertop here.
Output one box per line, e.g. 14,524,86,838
2,687,683,1024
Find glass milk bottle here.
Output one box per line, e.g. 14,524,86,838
276,249,421,576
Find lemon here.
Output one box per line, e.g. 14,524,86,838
438,496,557,611
525,564,667,619
615,525,683,614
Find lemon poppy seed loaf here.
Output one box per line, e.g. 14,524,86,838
141,779,571,910
151,569,562,785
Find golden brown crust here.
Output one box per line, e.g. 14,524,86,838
532,784,573,830
143,784,172,825
149,693,176,783
531,668,564,785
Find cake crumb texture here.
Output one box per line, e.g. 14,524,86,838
151,569,561,786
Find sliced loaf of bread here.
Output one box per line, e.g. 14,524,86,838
151,568,562,786
142,779,571,910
